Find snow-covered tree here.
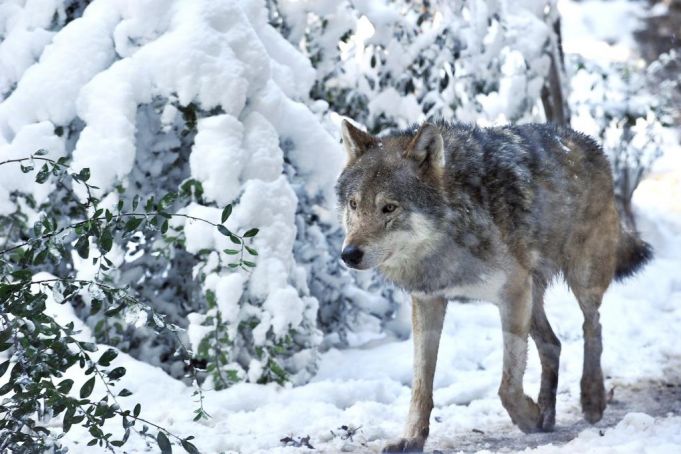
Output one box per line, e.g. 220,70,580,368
568,50,679,227
0,0,377,392
274,0,565,132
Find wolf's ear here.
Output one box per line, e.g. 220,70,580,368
341,119,376,163
405,123,444,169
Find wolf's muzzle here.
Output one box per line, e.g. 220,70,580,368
341,245,364,268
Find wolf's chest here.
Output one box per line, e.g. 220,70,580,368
415,270,506,304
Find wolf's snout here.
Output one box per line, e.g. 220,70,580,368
341,245,364,267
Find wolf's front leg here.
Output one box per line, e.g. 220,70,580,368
383,295,446,453
498,272,542,433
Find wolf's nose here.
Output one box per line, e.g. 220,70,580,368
341,245,364,267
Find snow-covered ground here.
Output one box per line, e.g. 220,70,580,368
2,0,680,453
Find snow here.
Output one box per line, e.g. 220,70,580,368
0,121,64,215
215,273,245,330
0,0,119,138
558,0,643,63
190,115,246,205
262,287,305,339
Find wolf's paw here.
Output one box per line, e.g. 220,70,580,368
381,437,426,453
581,379,606,423
538,406,556,432
582,398,605,423
502,394,543,433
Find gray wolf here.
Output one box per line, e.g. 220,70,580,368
335,119,652,453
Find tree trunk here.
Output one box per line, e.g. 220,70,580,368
541,17,570,126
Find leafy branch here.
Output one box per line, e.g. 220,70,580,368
0,151,259,453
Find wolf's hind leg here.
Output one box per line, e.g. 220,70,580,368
529,282,561,431
383,296,446,453
498,271,542,433
573,287,607,423
565,191,617,423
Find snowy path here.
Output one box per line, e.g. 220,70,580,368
434,376,681,453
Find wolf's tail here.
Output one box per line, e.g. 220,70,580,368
615,228,653,281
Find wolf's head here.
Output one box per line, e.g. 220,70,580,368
335,120,448,273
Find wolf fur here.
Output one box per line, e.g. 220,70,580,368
335,119,652,453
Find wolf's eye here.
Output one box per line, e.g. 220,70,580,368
349,199,357,210
382,203,397,214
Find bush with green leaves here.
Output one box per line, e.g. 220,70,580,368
0,151,258,452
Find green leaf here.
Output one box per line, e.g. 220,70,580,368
0,360,9,377
0,284,20,300
0,328,12,344
34,149,48,156
79,341,97,352
118,388,132,397
107,367,126,380
0,382,13,395
229,235,241,245
98,349,118,367
80,376,95,398
75,235,89,259
133,403,141,418
78,167,91,182
245,246,258,256
10,269,32,282
100,228,113,253
157,431,172,454
132,194,140,210
221,204,232,223
90,299,102,315
57,379,74,393
223,249,239,255
181,439,200,454
124,217,143,232
243,261,256,268
20,163,34,173
217,225,231,237
63,407,76,433
35,163,50,184
205,290,217,309
243,228,259,238
33,248,48,265
145,196,155,212
160,192,177,208
105,303,126,317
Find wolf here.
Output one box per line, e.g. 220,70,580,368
335,119,652,453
